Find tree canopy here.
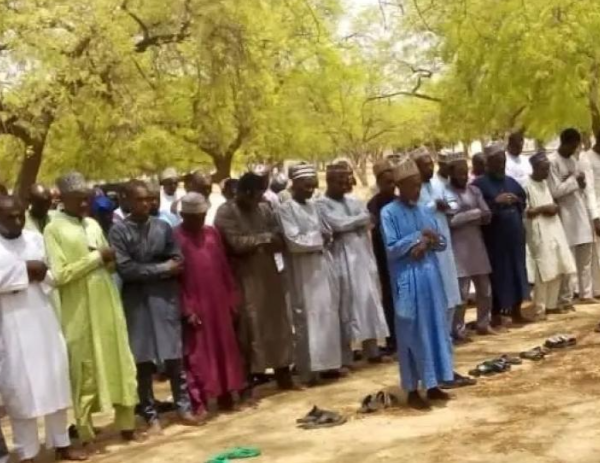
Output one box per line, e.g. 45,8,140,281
2,0,598,193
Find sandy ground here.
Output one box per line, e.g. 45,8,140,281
5,306,600,463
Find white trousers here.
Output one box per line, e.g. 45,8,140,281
533,276,562,316
10,409,70,461
559,244,593,304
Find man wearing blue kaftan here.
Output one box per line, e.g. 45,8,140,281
381,200,454,391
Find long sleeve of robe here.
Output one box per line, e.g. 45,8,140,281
380,201,453,391
43,213,137,422
316,196,389,344
0,231,72,420
174,226,245,411
277,200,342,374
109,217,183,364
215,202,293,373
418,180,462,309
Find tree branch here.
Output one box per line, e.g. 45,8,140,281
121,0,193,53
365,91,441,103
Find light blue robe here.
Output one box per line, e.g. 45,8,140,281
418,178,462,309
381,200,454,391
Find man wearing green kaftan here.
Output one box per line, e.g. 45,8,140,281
44,172,138,443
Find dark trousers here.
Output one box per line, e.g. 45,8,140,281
137,359,192,423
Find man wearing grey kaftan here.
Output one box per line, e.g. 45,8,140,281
109,180,193,429
215,172,295,390
277,164,341,384
317,164,389,365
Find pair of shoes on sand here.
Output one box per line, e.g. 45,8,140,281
359,391,400,413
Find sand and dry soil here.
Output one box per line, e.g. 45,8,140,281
6,305,600,463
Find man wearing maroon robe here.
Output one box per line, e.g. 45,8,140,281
174,192,245,413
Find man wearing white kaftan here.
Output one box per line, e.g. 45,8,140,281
0,197,80,462
317,165,389,364
548,129,600,305
278,164,341,383
525,153,576,318
579,146,600,296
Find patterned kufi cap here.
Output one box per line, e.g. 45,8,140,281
373,159,394,179
289,163,317,180
529,150,548,166
56,172,88,194
445,152,468,164
393,155,420,182
180,192,210,214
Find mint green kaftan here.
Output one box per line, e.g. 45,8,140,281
44,212,137,438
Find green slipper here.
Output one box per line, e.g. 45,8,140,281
207,446,261,463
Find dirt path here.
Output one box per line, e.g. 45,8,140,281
6,306,600,463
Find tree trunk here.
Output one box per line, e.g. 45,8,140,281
15,137,45,200
211,153,234,183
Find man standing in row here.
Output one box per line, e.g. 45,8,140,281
317,164,389,365
0,196,86,462
525,152,576,319
473,145,529,325
215,173,294,392
505,132,531,188
278,164,342,385
447,154,495,336
549,128,600,306
109,181,195,432
175,193,245,413
412,150,462,340
367,160,398,352
44,172,138,443
381,156,453,410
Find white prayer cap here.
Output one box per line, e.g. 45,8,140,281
446,152,468,164
56,172,88,194
393,155,420,182
180,192,210,214
289,163,317,180
160,167,178,182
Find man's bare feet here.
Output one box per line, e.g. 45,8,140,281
55,446,88,461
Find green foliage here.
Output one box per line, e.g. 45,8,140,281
0,0,442,189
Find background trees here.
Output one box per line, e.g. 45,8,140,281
2,0,598,192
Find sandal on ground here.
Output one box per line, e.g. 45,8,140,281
500,354,523,365
296,405,323,424
545,334,577,349
519,346,549,361
440,372,477,389
299,410,346,429
468,363,497,377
